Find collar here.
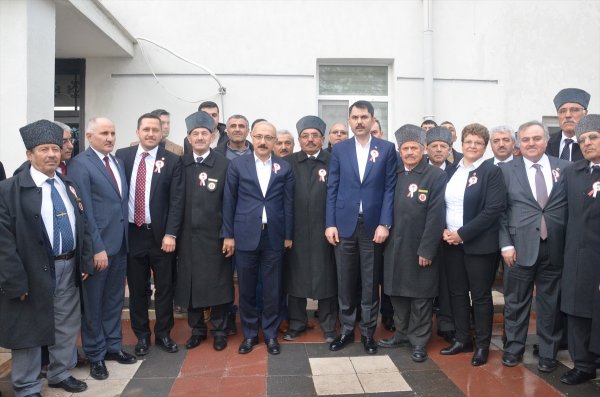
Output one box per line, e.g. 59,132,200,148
494,154,513,164
254,153,272,165
523,154,550,169
355,135,372,149
90,146,112,161
457,155,485,170
561,131,576,141
30,165,56,187
136,145,159,159
194,149,211,163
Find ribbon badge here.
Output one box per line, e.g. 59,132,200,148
552,168,560,183
199,172,208,187
468,173,478,187
370,149,379,163
588,181,600,198
318,169,327,182
272,163,281,174
407,183,418,198
69,186,78,200
154,159,165,174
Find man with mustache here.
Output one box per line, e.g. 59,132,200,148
274,129,295,157
327,122,349,152
546,88,590,162
486,126,516,165
215,114,253,159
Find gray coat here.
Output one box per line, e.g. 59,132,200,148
0,168,92,349
383,158,446,298
283,151,336,300
174,150,234,308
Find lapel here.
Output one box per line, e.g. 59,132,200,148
347,137,361,181
19,170,53,255
547,156,564,201
244,154,263,197
149,147,166,200
266,155,281,194
513,156,537,206
86,148,121,197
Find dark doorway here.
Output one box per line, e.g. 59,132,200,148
55,58,85,156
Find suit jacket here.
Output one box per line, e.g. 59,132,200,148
498,156,569,267
545,131,583,161
451,148,464,164
326,136,397,239
69,147,129,256
0,161,5,181
222,154,294,251
446,159,506,254
115,145,184,246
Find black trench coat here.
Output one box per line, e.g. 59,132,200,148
383,158,447,298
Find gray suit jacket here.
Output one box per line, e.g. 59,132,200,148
498,155,569,267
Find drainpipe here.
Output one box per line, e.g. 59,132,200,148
423,0,434,121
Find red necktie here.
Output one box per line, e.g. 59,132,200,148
103,156,119,193
59,162,67,176
134,152,149,226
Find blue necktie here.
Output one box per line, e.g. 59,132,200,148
560,138,573,160
48,178,74,256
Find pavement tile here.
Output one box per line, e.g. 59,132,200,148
309,357,354,375
170,375,219,397
121,377,175,397
312,373,363,395
268,344,311,376
267,375,316,397
357,371,411,393
226,347,267,377
219,375,266,397
401,369,464,397
130,349,183,379
350,355,398,374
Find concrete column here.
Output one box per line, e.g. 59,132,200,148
0,0,56,174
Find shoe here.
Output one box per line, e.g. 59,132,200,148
238,337,259,354
471,348,489,366
186,334,207,349
560,368,596,385
213,335,227,351
76,353,88,367
377,336,410,348
501,352,522,367
361,336,378,355
265,338,281,355
104,350,137,364
412,345,428,362
437,330,456,344
49,376,88,393
283,327,307,341
538,357,558,373
225,311,237,336
155,336,179,353
329,334,354,351
135,338,150,356
22,394,42,397
279,320,289,334
382,316,396,332
89,360,108,380
324,332,336,343
440,340,473,355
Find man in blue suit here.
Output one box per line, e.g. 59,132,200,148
69,117,136,381
222,121,294,356
326,100,398,354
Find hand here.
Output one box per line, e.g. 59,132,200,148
93,251,109,271
222,238,235,258
284,239,293,249
161,235,176,253
443,229,462,245
325,227,339,246
81,273,89,281
373,225,390,244
502,248,517,267
418,256,432,267
19,293,28,301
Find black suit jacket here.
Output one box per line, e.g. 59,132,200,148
545,131,583,161
116,145,185,246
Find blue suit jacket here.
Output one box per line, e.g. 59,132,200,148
222,154,294,251
326,137,397,239
69,147,129,256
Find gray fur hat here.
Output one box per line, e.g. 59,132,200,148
19,119,63,150
553,88,590,110
575,114,600,140
395,124,425,146
426,126,452,146
296,115,326,136
185,111,214,134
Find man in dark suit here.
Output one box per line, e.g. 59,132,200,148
440,121,463,165
115,113,184,356
499,121,569,372
325,100,397,354
69,117,136,380
486,126,516,165
222,121,294,355
546,88,590,162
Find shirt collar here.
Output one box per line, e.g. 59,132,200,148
305,150,321,158
457,155,486,170
91,147,111,161
30,165,56,187
523,154,550,169
355,135,372,150
494,155,513,164
254,153,272,165
136,145,159,159
194,149,211,163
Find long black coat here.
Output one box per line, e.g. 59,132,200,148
174,150,233,308
561,160,600,318
383,158,447,298
283,151,336,300
0,168,93,349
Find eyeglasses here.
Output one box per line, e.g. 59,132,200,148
558,107,585,115
299,133,322,140
253,134,275,142
330,130,348,136
577,133,599,145
463,140,485,147
62,138,75,144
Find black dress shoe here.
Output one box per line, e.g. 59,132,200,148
265,338,281,355
283,327,307,341
135,338,150,356
377,336,410,348
440,340,473,355
382,316,396,332
49,376,88,393
560,368,596,385
156,336,179,353
90,360,108,380
437,330,456,344
213,335,227,351
471,348,489,366
538,357,558,373
412,345,428,362
238,337,259,354
329,333,354,351
361,336,378,355
105,350,137,364
186,334,207,349
501,352,522,367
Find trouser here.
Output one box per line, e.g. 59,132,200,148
390,296,433,347
188,302,230,337
288,295,338,334
567,314,598,374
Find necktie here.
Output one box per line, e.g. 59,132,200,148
47,179,74,256
497,161,505,165
103,156,119,193
59,162,67,175
532,164,548,239
309,155,316,160
592,165,600,176
196,156,203,163
134,152,149,226
560,138,573,160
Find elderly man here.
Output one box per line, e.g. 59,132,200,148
546,88,590,162
426,127,454,170
0,120,93,396
486,126,516,165
327,122,349,151
499,121,569,372
215,114,253,159
559,114,600,385
274,129,295,157
440,121,463,164
378,124,446,363
283,116,337,343
183,101,228,154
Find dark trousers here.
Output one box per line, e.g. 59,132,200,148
436,247,455,332
390,296,433,347
236,227,283,340
444,244,497,348
288,295,337,334
127,224,175,340
335,217,383,337
188,303,229,337
503,240,562,358
567,314,598,374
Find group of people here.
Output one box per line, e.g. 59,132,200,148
0,88,599,396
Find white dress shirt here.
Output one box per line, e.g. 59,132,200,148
355,136,372,213
91,147,122,195
128,145,158,224
445,156,486,232
494,155,513,165
255,154,272,224
523,154,553,200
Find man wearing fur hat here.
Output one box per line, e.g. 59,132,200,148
546,88,590,162
0,120,93,396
